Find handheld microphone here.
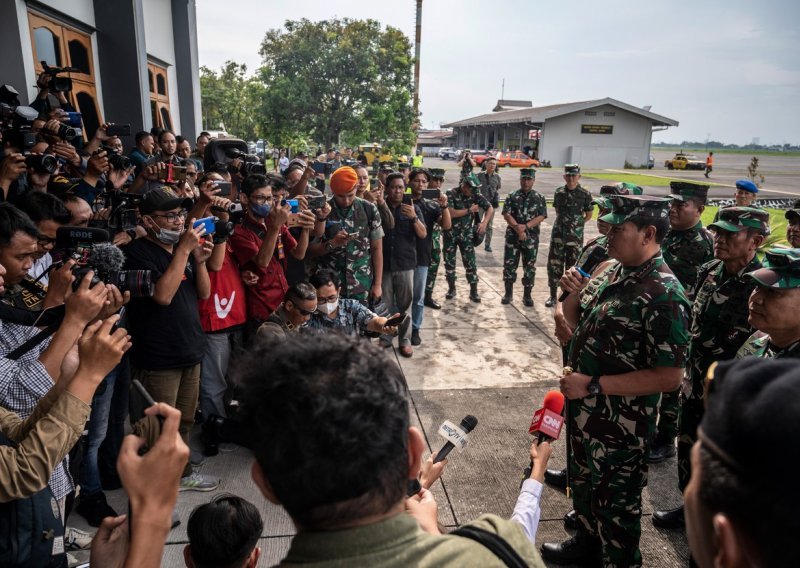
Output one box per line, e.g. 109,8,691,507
557,246,607,302
529,390,565,443
433,415,478,464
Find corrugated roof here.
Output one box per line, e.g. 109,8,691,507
443,97,678,128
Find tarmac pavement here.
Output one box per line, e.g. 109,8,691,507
67,212,691,567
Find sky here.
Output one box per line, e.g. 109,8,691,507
196,0,800,146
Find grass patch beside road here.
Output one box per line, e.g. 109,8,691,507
581,172,727,188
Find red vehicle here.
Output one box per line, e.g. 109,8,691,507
493,151,539,168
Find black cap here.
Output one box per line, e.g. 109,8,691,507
139,187,193,214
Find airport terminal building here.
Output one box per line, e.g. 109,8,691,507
443,98,678,169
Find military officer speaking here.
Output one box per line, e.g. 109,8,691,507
546,164,594,307
444,173,493,303
500,168,547,306
737,248,800,359
649,181,715,464
653,206,768,530
543,195,691,567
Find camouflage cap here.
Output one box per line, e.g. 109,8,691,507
599,195,671,225
564,163,581,175
708,206,770,235
462,173,480,188
520,168,536,178
379,161,396,171
429,168,445,180
593,184,631,209
668,181,709,203
397,162,411,170
785,199,800,221
745,248,800,289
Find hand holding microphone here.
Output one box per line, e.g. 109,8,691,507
558,247,607,302
522,391,564,484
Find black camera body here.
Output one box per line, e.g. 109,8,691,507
0,85,38,150
204,138,265,176
102,190,143,232
25,153,58,174
41,63,80,93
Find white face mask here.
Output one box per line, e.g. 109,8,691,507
317,301,338,315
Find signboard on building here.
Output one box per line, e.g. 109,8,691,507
581,124,613,135
528,129,541,140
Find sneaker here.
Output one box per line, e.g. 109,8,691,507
64,526,94,551
179,471,220,492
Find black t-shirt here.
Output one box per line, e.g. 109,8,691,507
414,198,441,267
123,238,206,370
383,203,423,272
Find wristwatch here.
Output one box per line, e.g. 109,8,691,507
587,375,603,396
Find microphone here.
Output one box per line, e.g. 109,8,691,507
557,246,607,302
433,415,478,464
529,390,565,443
87,242,126,273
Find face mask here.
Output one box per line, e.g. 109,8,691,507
317,301,338,315
155,227,182,245
250,203,271,218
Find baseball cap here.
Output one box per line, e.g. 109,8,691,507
735,179,759,194
599,195,671,225
669,181,710,203
139,187,193,215
708,207,770,234
745,248,800,289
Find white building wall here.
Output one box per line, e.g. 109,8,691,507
540,104,652,169
35,0,95,26
142,0,181,132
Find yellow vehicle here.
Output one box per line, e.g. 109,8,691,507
358,144,394,166
664,153,706,171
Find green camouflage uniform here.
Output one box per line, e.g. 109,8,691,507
677,256,760,490
547,184,594,296
568,253,690,567
737,331,800,358
502,188,547,285
444,187,491,285
425,224,442,294
656,221,714,443
317,197,384,301
477,170,501,248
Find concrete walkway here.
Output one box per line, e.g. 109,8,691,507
67,211,690,566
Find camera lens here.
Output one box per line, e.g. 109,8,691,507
110,270,154,298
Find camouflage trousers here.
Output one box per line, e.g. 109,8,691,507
547,229,583,296
502,236,539,286
443,232,478,285
677,395,704,491
425,226,442,294
478,209,494,248
570,405,648,567
654,388,681,443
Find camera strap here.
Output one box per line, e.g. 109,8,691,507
4,324,59,360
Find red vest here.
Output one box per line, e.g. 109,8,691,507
197,245,248,332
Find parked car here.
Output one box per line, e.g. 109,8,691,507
459,149,489,164
438,147,457,159
664,153,705,170
493,151,539,168
647,154,654,169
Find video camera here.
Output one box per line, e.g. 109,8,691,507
101,190,143,233
0,84,38,150
203,138,265,176
52,226,154,297
41,62,81,93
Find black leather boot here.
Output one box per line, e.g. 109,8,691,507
540,530,602,566
653,505,685,529
544,467,567,490
501,282,513,304
445,281,456,300
424,291,441,310
469,283,481,303
523,286,533,306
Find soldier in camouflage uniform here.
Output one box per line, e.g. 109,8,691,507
424,168,446,309
443,173,492,303
653,207,769,531
501,168,546,306
736,248,800,359
786,200,800,248
477,157,501,252
545,164,594,307
542,195,690,567
649,181,715,464
311,168,384,302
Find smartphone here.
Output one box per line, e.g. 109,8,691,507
193,216,216,234
306,195,326,210
370,178,380,190
385,313,406,327
402,194,413,206
106,124,131,137
286,198,299,213
421,189,440,200
156,164,187,182
214,181,232,196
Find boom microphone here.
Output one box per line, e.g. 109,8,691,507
87,242,126,273
529,390,565,443
557,246,607,302
433,415,478,464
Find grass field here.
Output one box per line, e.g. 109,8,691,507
580,172,727,188
653,146,800,157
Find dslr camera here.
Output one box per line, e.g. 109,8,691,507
0,84,38,150
40,62,80,93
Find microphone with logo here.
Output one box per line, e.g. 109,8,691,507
408,415,478,496
522,391,565,483
557,247,607,302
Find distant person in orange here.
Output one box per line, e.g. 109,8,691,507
704,151,714,178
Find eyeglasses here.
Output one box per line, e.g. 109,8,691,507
317,294,338,304
293,305,315,316
186,171,198,178
250,195,274,205
150,210,187,223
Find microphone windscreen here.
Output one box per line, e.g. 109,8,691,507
459,415,478,433
88,242,126,273
542,390,565,414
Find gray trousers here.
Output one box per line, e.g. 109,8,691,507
199,330,236,419
381,269,414,346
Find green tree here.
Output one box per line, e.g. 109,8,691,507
200,61,263,141
257,18,416,153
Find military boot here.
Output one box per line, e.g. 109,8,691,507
424,291,441,310
523,286,533,306
445,281,456,300
501,282,513,304
541,530,603,567
469,283,481,303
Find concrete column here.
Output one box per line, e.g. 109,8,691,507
0,4,32,105
171,0,201,141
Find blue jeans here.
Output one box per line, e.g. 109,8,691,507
412,265,429,332
79,367,117,495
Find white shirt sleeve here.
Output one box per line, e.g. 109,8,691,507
510,478,544,543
